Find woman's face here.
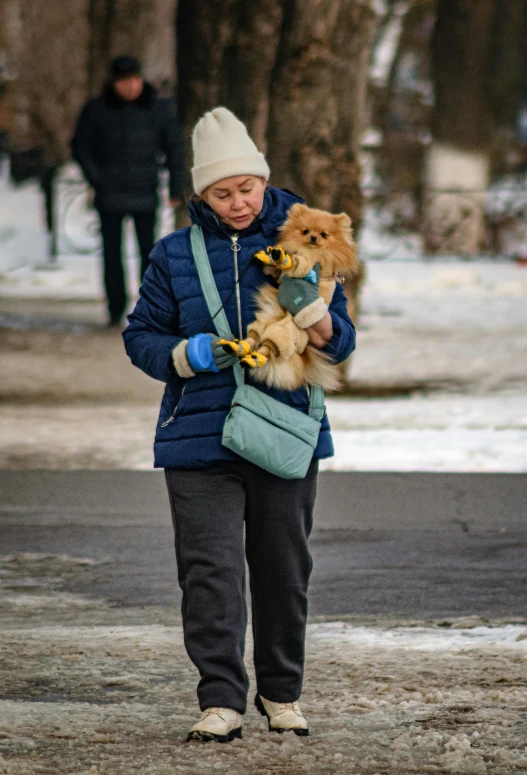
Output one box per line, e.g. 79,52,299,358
202,176,266,230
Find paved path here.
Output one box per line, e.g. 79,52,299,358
1,471,525,619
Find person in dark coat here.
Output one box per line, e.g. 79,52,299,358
71,55,185,326
123,108,356,742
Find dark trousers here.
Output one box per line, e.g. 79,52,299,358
165,459,318,714
98,210,156,323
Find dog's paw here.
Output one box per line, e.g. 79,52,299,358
240,351,268,368
254,246,293,270
217,338,253,357
269,247,293,269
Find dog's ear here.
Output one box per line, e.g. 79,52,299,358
335,212,352,230
335,212,354,247
287,203,309,218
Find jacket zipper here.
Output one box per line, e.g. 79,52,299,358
230,234,243,339
161,384,186,427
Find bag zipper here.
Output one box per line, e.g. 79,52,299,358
161,384,186,427
230,234,243,339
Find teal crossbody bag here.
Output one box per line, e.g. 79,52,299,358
190,224,325,480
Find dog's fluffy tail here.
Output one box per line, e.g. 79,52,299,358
302,345,342,393
250,346,341,392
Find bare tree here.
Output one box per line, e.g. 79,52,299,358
424,0,497,253
488,0,527,135
432,0,496,152
266,0,374,226
177,0,375,222
5,0,90,162
177,0,285,174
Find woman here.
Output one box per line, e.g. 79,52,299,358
123,107,356,742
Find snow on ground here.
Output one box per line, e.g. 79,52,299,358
2,396,526,472
0,159,175,300
359,204,425,260
309,621,527,651
328,394,527,430
0,159,49,268
1,552,526,774
321,394,527,472
324,428,527,472
357,260,527,333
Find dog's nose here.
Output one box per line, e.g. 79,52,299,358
310,235,318,244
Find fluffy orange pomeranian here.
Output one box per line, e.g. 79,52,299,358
228,203,360,391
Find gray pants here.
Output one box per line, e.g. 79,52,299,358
165,459,318,714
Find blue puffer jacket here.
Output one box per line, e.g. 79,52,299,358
123,187,356,469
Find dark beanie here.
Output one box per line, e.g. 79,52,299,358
111,55,141,80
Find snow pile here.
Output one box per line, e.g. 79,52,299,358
309,622,527,651
322,394,527,473
323,427,527,472
357,260,527,333
321,261,527,472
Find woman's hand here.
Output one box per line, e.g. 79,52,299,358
187,334,238,373
277,263,329,333
173,334,238,378
306,312,333,348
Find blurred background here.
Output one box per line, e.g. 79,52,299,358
1,0,526,472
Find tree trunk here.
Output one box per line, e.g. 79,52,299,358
488,0,527,133
5,0,177,164
177,0,373,380
0,2,18,143
5,0,90,163
432,0,496,151
267,0,374,226
487,0,527,183
425,0,497,254
177,0,284,171
178,0,374,217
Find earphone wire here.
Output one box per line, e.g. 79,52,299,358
203,255,258,333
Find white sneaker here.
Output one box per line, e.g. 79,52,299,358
188,707,243,743
255,694,309,736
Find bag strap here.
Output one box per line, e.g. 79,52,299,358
190,224,244,388
307,384,325,422
190,224,325,419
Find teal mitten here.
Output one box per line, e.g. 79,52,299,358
277,263,327,329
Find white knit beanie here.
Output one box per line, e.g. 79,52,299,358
191,107,270,195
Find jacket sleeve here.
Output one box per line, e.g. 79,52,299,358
71,101,101,188
321,282,356,364
122,239,185,383
160,99,185,201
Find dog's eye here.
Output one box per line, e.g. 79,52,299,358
303,229,310,235
321,232,327,238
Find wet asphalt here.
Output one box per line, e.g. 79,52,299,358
1,470,525,620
